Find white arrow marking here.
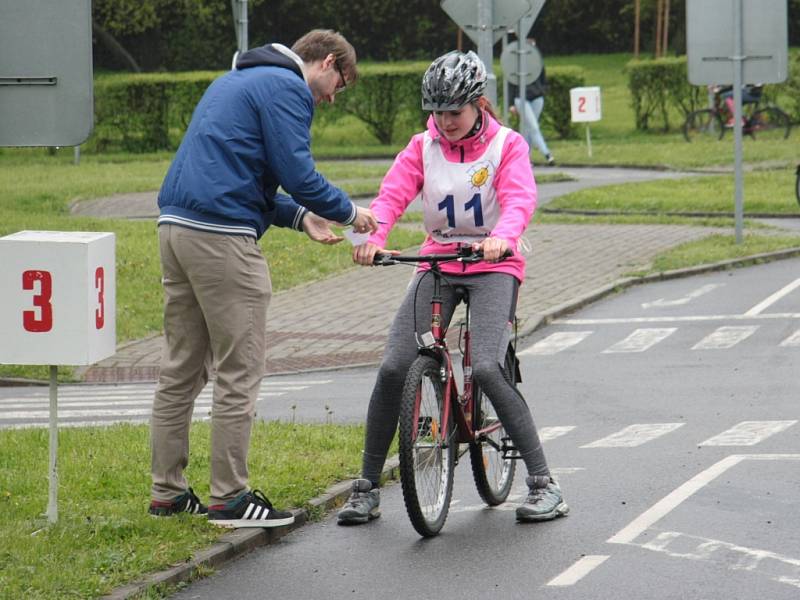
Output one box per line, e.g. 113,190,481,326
641,283,721,309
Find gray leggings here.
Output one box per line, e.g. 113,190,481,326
362,271,550,486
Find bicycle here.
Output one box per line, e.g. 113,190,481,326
683,84,791,142
373,247,519,537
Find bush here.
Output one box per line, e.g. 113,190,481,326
88,62,587,151
91,72,219,152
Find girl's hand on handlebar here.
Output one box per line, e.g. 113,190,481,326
353,242,399,266
472,237,509,263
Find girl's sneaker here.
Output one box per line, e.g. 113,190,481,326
516,476,569,522
337,479,381,525
207,489,294,528
149,487,207,516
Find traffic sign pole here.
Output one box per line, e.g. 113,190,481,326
733,0,744,244
477,0,497,105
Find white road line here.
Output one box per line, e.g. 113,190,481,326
518,331,592,356
691,325,758,350
546,555,610,587
0,392,285,407
607,454,800,545
641,283,721,309
602,328,676,353
581,423,684,448
745,277,800,316
699,420,797,446
780,329,800,347
554,313,800,325
1,407,212,420
540,426,576,442
0,399,211,410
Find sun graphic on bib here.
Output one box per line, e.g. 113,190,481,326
467,162,493,190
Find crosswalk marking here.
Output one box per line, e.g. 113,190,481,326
519,332,592,356
602,328,676,353
691,325,758,350
0,379,332,428
780,329,800,347
699,420,797,446
581,423,685,448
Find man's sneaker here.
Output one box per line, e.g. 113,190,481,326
516,475,569,522
545,153,556,166
207,489,294,528
337,479,380,525
149,487,207,517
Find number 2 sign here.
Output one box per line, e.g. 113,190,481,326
0,231,116,366
570,87,602,123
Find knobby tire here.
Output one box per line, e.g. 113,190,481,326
398,355,455,537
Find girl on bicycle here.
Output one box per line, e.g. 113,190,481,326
338,50,568,526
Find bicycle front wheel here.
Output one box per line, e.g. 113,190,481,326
469,347,517,505
749,107,791,141
398,355,455,537
683,109,724,142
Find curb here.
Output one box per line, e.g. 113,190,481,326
102,457,400,600
540,208,800,219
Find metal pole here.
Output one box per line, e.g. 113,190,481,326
47,365,58,523
733,0,744,244
477,0,497,105
502,32,509,124
516,22,527,146
586,125,593,158
73,146,80,166
240,0,248,52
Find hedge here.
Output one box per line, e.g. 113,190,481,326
88,63,586,152
626,54,800,132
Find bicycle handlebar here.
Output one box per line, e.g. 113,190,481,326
373,247,513,266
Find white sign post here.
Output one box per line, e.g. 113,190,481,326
0,231,116,523
570,86,602,157
686,0,788,244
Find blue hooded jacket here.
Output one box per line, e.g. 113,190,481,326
157,44,356,239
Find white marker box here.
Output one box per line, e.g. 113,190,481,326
570,86,602,123
0,231,116,365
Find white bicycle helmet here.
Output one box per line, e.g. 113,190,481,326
421,50,487,111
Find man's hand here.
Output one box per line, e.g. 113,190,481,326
302,212,344,245
349,206,379,234
472,236,509,263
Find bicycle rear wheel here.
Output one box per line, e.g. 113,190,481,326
683,109,724,142
469,347,517,505
398,355,455,537
749,107,791,141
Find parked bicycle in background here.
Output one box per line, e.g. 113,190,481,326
683,84,791,142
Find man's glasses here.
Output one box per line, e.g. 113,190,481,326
334,61,347,94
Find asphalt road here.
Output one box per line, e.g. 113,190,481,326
163,257,800,600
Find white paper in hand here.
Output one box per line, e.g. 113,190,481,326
344,228,370,246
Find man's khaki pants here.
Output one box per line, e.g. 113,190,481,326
151,225,271,505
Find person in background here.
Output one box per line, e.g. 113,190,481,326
149,29,378,528
508,39,555,166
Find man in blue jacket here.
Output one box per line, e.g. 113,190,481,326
149,29,377,528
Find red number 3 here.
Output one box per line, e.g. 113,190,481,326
95,267,105,329
22,270,53,332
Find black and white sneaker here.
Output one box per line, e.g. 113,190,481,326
207,489,295,528
149,487,207,516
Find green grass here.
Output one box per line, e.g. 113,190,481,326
545,169,800,215
637,233,800,275
0,420,378,599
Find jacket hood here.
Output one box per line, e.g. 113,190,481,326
235,43,305,80
425,109,501,152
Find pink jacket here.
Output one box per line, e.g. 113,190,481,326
367,111,537,282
